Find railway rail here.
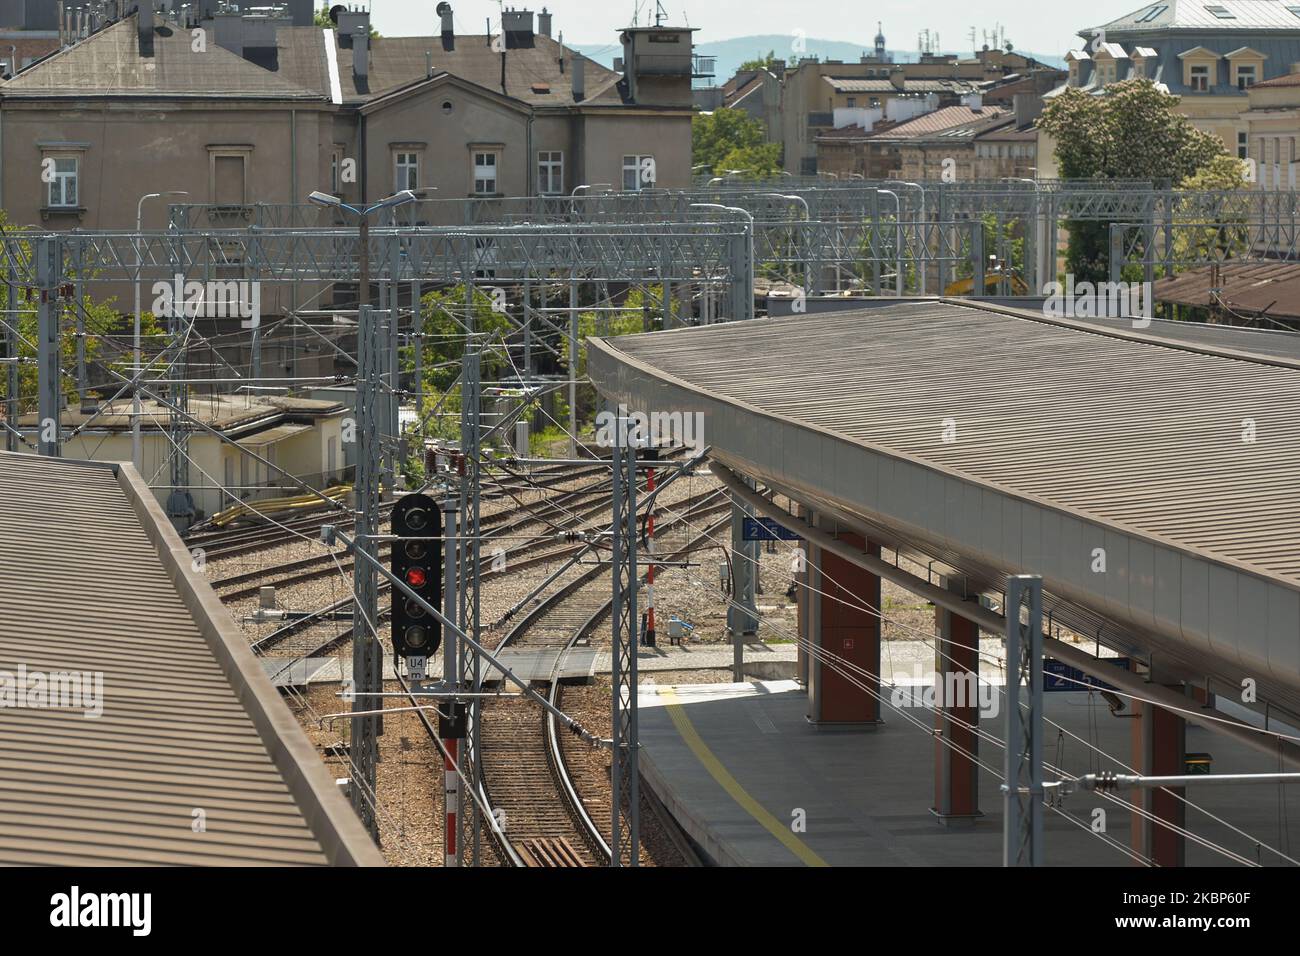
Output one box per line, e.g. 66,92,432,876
477,490,730,867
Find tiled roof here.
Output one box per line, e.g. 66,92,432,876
864,104,1008,141
1,16,320,99
823,76,979,94
272,26,624,107
1251,69,1300,87
1,15,624,109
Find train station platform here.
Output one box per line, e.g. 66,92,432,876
639,679,1300,867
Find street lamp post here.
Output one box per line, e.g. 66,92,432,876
133,190,188,472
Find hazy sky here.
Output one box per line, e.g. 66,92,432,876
367,0,1113,59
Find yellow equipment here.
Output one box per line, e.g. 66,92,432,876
943,272,1030,296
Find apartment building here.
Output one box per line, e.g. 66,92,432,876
774,26,1060,173
0,4,696,238
1040,0,1300,177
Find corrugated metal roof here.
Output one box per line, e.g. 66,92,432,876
599,303,1300,586
0,452,382,866
586,301,1300,713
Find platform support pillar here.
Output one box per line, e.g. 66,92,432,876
1130,684,1187,867
805,520,881,727
932,574,982,826
795,505,812,688
727,491,759,681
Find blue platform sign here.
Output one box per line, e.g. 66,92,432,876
742,517,801,541
1043,656,1131,692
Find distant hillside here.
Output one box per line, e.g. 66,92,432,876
571,33,1065,86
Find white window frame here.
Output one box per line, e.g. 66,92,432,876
1189,63,1210,92
1238,131,1249,160
537,150,563,195
395,151,419,193
623,154,656,191
46,156,79,208
473,150,500,196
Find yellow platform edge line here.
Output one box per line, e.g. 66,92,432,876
662,688,829,867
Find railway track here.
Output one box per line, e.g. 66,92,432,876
209,469,651,598
477,491,730,867
186,459,613,561
249,486,728,671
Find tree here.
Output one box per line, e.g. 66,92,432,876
0,214,161,419
692,108,781,177
1037,79,1226,281
738,50,784,72
314,5,380,37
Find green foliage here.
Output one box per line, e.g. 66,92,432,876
1179,154,1249,191
399,285,512,454
314,5,380,36
692,108,780,177
1038,80,1224,182
0,214,161,414
738,50,784,72
1037,79,1227,282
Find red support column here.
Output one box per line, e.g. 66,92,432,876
807,529,882,727
932,577,982,825
1130,692,1187,867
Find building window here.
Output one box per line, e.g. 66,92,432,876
846,97,856,107
209,150,249,206
473,151,499,195
623,154,656,191
395,152,419,192
1236,64,1256,89
537,150,563,195
46,157,78,207
1190,64,1209,92
1238,131,1248,159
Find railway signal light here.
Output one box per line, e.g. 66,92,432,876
391,493,442,661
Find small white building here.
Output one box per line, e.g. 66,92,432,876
19,394,347,522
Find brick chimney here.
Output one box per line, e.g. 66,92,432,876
437,1,454,51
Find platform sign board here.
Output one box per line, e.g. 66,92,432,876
1043,656,1131,692
742,517,801,541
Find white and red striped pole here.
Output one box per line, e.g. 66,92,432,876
444,736,458,866
645,464,656,646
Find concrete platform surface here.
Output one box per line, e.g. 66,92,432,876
639,681,1300,867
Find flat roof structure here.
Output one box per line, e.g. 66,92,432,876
588,301,1300,720
0,451,382,866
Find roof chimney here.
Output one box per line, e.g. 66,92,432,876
137,5,154,57
501,7,534,48
538,7,551,38
353,25,368,79
437,1,454,51
571,53,585,100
